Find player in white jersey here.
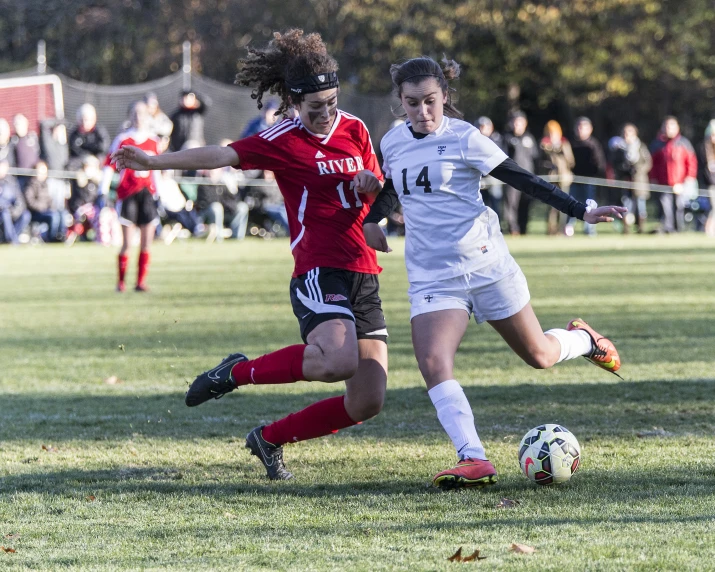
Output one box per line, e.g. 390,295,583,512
364,56,626,490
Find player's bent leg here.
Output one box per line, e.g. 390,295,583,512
488,303,561,369
186,319,358,408
344,338,388,422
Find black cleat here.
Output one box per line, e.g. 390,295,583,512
245,426,294,481
185,353,247,407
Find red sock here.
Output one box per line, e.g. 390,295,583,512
262,395,357,446
137,251,150,287
231,344,305,386
118,254,129,284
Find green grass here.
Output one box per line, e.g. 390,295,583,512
1,234,715,570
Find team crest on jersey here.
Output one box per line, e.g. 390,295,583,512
318,75,326,82
437,145,447,155
480,245,489,254
325,294,348,302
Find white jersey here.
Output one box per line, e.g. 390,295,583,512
380,116,509,283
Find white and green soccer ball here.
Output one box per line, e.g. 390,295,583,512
518,424,581,485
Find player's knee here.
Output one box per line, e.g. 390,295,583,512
417,353,452,381
349,394,384,422
320,351,359,382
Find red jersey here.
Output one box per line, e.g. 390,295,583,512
230,110,383,277
104,130,160,200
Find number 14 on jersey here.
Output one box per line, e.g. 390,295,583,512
402,166,432,195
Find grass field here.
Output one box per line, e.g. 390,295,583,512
1,234,715,570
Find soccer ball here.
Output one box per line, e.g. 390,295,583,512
518,424,581,485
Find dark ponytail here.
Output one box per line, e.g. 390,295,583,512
389,56,463,119
236,29,339,115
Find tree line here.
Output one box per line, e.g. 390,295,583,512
1,0,713,141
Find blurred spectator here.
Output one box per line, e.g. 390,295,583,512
0,118,15,167
12,114,41,191
169,90,206,151
69,104,110,168
144,92,174,151
0,159,30,244
649,116,698,233
23,160,66,242
504,111,539,235
609,123,652,233
699,120,715,237
476,116,506,220
67,155,101,243
40,118,71,211
566,117,606,236
539,120,575,235
240,99,280,139
156,171,204,243
195,167,249,241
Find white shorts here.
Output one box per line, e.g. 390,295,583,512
408,254,531,324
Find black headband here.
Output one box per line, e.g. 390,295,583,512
285,71,339,95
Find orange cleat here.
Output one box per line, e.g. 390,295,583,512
567,318,621,375
433,458,498,490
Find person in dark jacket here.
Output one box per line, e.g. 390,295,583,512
649,116,698,233
69,104,110,168
609,123,652,233
0,159,30,243
169,90,207,152
565,117,606,236
23,160,66,242
503,111,539,235
11,114,41,191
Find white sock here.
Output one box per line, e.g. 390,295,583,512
544,328,593,363
428,379,486,461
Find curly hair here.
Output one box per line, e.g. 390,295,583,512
236,29,339,116
390,56,463,120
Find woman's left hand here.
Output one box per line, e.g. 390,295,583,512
353,170,381,196
583,205,628,224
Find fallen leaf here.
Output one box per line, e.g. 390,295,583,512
223,512,236,519
118,344,125,352
86,495,96,502
496,498,520,509
104,376,123,385
448,547,463,562
462,550,486,562
1,546,16,553
41,444,58,453
510,543,536,554
21,457,39,464
4,534,19,539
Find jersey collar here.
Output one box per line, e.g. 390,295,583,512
403,116,449,140
297,109,343,145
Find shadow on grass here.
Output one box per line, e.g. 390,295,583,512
1,379,713,442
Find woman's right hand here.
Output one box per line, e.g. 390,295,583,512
111,146,152,171
363,222,392,253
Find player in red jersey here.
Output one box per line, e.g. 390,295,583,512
112,30,387,480
101,102,161,292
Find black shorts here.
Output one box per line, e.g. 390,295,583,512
290,267,388,344
117,188,158,226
